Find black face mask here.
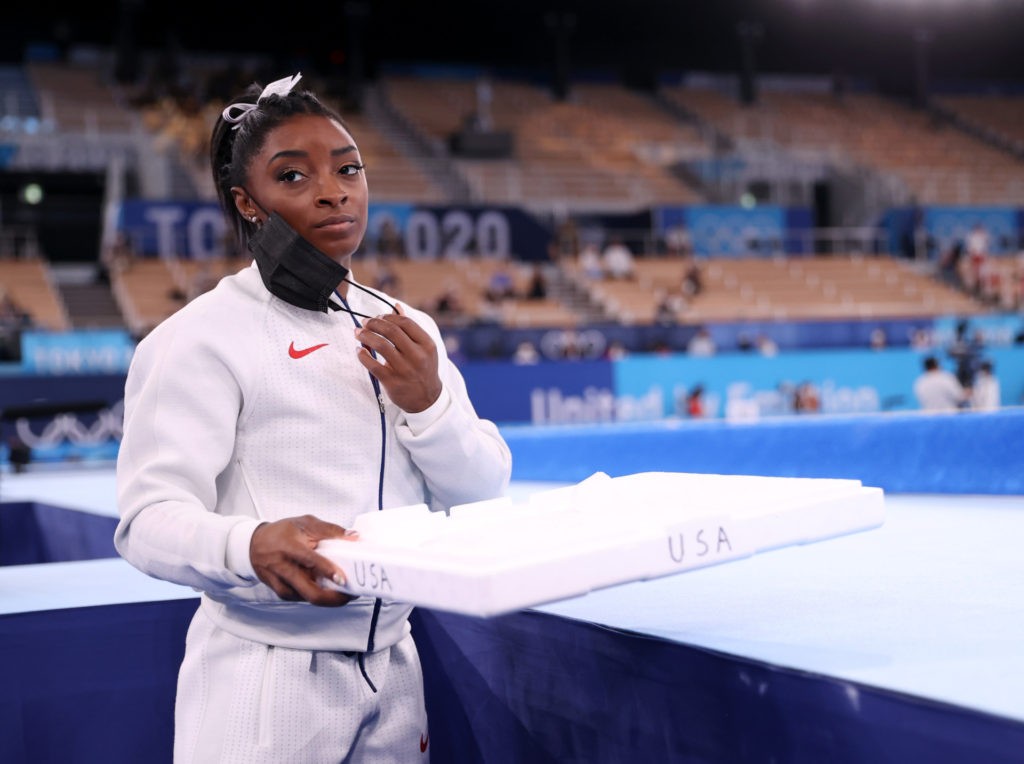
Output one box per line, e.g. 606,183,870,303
248,213,348,313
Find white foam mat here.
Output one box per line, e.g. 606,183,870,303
318,471,886,617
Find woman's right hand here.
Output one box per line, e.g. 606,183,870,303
250,515,358,606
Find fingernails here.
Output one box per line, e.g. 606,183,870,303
332,571,345,586
343,529,360,540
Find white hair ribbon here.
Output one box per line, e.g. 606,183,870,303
222,72,303,128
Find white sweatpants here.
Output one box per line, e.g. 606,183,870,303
174,608,430,763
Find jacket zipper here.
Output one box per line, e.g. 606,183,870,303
339,293,385,661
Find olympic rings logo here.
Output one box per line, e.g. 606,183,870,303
13,401,124,448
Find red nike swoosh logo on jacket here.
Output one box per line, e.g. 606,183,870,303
420,733,429,753
288,341,329,359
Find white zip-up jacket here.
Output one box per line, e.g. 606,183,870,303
115,263,512,652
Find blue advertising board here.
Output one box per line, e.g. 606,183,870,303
613,349,921,419
115,200,553,261
460,346,1024,425
20,329,136,374
653,204,809,257
458,360,617,426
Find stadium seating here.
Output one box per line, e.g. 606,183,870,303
564,254,987,324
661,86,1024,206
0,259,71,331
381,75,704,211
0,58,1012,348
110,256,252,337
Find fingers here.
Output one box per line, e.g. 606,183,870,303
355,314,432,361
250,516,359,607
353,313,442,412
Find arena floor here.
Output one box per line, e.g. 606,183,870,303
2,464,1022,728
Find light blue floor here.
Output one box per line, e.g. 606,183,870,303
3,466,1023,724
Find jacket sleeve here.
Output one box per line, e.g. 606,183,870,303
114,315,264,595
393,314,512,510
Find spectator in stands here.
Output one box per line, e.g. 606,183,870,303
114,73,511,763
654,287,685,325
869,327,888,351
680,255,703,297
434,281,469,325
474,74,494,132
601,235,636,280
913,356,967,412
664,224,693,257
97,231,136,285
524,264,548,300
6,433,31,473
756,333,778,357
578,242,605,280
512,339,541,364
910,328,933,350
946,319,983,389
374,217,405,259
970,360,1001,411
443,333,468,366
685,385,706,418
485,262,517,303
604,340,629,360
965,222,990,294
939,238,965,289
687,326,716,356
793,382,821,413
549,216,581,260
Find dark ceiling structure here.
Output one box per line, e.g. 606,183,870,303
5,1,1024,95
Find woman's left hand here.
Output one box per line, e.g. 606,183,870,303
354,304,442,413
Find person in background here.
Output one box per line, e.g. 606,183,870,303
970,360,1001,411
577,242,605,280
685,384,706,418
604,339,629,360
687,326,716,357
913,355,967,412
512,339,540,364
793,381,821,413
654,287,684,325
946,319,983,390
114,73,511,763
443,333,468,366
433,279,469,325
680,255,703,297
664,223,692,257
601,235,636,280
374,216,406,259
524,264,548,300
484,261,516,303
910,327,933,350
756,333,778,357
964,222,990,295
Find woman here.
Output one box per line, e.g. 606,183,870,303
115,73,512,763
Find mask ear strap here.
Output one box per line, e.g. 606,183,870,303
343,278,398,313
